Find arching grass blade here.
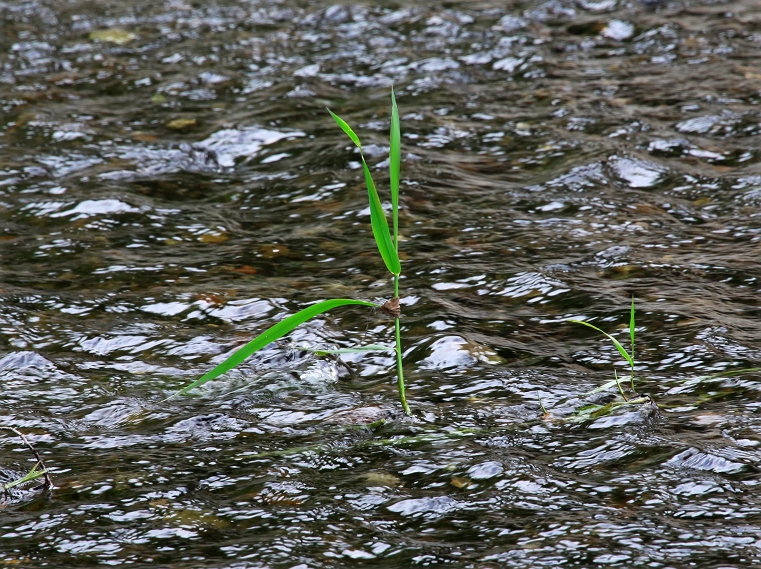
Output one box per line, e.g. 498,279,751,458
362,156,401,275
327,108,362,150
169,298,377,398
390,87,401,251
569,319,634,368
328,107,400,276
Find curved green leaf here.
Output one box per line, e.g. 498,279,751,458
569,319,634,367
390,87,401,251
362,156,401,275
327,108,362,150
169,299,378,398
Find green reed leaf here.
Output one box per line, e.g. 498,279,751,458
390,87,401,251
295,344,393,355
327,106,400,275
327,108,362,150
569,319,634,368
170,298,378,398
362,156,401,275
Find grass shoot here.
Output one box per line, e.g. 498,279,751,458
3,463,48,493
1,427,52,498
569,297,637,396
171,89,411,414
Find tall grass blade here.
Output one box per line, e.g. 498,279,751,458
170,298,377,398
569,319,634,368
362,157,401,275
327,109,362,150
390,88,401,251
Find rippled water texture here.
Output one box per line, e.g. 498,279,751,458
2,0,761,566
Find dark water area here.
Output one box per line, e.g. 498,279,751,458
2,0,761,566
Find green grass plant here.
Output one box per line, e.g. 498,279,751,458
1,427,52,498
172,89,412,414
569,297,637,394
3,463,49,493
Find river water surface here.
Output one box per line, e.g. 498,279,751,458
2,0,761,567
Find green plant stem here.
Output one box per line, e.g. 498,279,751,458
615,370,629,402
630,297,636,390
394,275,410,415
538,393,548,414
395,318,409,415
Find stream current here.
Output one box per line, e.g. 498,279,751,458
1,0,761,566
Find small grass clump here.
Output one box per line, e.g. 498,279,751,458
569,297,637,397
171,89,411,414
1,427,52,500
556,299,761,422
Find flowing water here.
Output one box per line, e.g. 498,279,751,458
2,0,761,566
